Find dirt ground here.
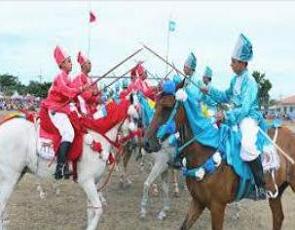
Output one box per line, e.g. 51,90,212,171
2,116,295,229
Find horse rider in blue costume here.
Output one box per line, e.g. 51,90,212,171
200,66,218,117
201,33,266,198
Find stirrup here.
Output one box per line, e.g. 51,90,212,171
63,164,72,179
254,186,267,200
54,164,64,180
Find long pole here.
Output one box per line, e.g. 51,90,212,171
102,65,137,90
87,0,92,57
142,44,201,89
88,48,143,86
144,44,295,165
258,127,295,165
165,20,171,75
90,75,162,80
53,48,143,112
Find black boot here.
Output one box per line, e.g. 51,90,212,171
54,141,72,180
248,157,266,199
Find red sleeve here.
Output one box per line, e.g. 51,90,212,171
72,74,93,101
81,91,93,101
55,73,79,98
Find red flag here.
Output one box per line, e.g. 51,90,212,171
89,11,96,23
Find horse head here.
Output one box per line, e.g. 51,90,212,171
143,80,185,153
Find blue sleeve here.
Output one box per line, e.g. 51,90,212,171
208,79,234,103
186,79,203,102
226,78,258,124
201,94,217,107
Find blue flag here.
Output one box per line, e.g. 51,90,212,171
168,20,176,32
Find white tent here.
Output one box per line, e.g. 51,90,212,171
11,91,23,99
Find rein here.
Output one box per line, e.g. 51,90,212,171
96,111,143,192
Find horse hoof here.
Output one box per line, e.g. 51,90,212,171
139,212,146,220
126,178,133,185
119,180,125,189
40,191,46,199
119,181,131,190
157,211,167,221
55,188,60,196
174,191,180,198
139,208,147,220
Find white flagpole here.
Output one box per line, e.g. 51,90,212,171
165,15,171,75
87,0,92,57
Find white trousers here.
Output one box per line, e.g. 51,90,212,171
48,111,75,143
239,117,261,162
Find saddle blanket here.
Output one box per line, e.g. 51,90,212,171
182,89,281,200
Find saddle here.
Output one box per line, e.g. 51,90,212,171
38,103,85,163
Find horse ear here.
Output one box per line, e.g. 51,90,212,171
176,78,185,90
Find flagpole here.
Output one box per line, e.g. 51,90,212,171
165,15,171,75
87,0,92,57
88,22,91,57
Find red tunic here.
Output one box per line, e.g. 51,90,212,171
127,78,157,100
71,72,98,115
42,71,79,114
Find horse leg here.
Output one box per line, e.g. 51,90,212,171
36,182,46,199
122,147,133,187
172,169,180,197
140,159,167,219
210,202,226,230
98,191,107,207
86,199,94,225
269,196,285,230
180,198,205,230
0,173,20,229
268,182,288,230
157,169,170,220
80,179,103,230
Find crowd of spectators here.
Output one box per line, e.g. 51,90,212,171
0,94,40,111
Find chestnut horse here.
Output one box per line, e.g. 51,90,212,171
144,92,295,230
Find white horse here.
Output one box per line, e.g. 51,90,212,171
0,104,138,230
139,139,176,220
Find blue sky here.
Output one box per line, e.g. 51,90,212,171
0,1,294,99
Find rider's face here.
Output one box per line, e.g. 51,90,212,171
183,65,193,76
82,61,92,74
60,57,72,73
231,58,247,75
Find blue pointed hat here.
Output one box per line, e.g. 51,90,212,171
203,66,213,78
232,33,253,62
184,52,197,70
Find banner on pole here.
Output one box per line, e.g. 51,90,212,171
168,20,176,32
89,11,96,23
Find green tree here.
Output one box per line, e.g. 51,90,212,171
26,81,51,98
252,71,272,110
0,74,52,98
0,74,24,96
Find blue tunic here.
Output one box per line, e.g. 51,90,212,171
201,82,218,113
208,69,263,125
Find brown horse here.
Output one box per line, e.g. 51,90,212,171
143,93,295,230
